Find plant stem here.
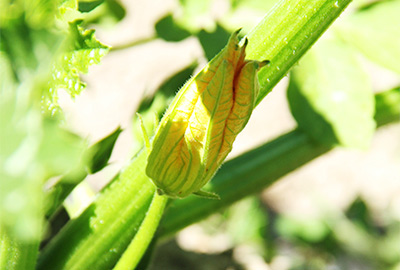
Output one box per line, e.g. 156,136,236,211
110,36,157,51
37,151,156,270
0,227,39,270
158,88,400,238
113,193,168,270
244,0,352,104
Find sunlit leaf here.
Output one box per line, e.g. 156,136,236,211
197,24,230,61
175,0,215,33
223,0,278,32
0,93,84,241
335,0,400,74
288,38,376,149
155,14,191,42
78,0,104,12
78,0,126,24
0,0,104,243
276,215,330,243
43,21,109,113
226,197,267,244
87,127,122,174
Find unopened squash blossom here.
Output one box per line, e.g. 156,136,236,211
146,30,268,198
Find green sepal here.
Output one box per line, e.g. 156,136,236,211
137,113,151,152
193,189,220,200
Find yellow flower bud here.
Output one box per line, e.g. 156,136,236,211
146,30,268,198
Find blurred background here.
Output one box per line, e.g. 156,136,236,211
58,0,400,269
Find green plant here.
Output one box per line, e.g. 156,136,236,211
1,0,399,269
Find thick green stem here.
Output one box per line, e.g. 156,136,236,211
0,227,39,270
244,0,352,104
158,88,400,238
113,193,168,270
37,151,156,270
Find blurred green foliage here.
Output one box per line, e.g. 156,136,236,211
335,0,400,74
288,0,400,149
167,193,400,270
288,38,375,149
78,0,125,25
0,0,109,243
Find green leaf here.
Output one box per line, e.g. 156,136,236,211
78,0,104,13
58,0,80,21
276,215,330,243
0,106,84,242
374,86,400,126
45,127,122,217
0,17,64,85
0,1,110,269
287,38,376,148
155,14,191,42
335,0,400,74
0,100,84,241
44,174,86,218
223,0,278,33
196,24,231,61
0,0,59,29
226,197,267,244
230,0,278,10
78,0,126,25
87,127,122,174
0,0,97,243
345,197,378,235
44,21,109,113
175,0,215,33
